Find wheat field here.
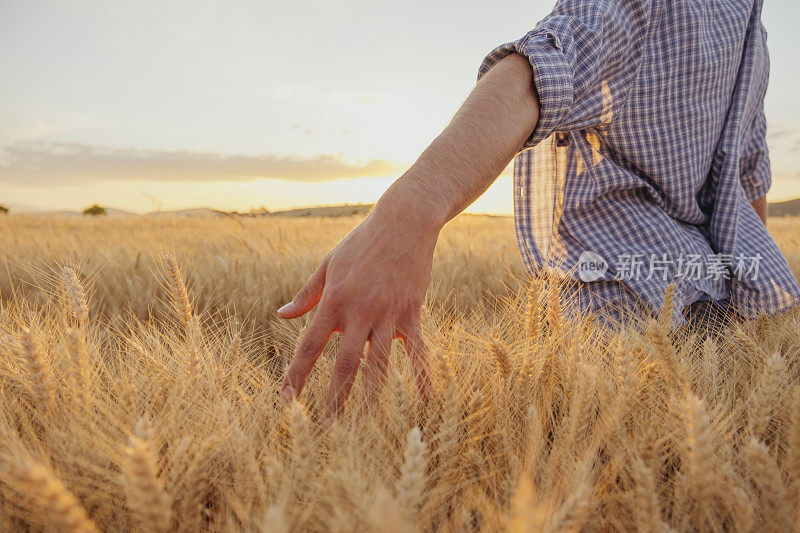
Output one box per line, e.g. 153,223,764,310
1,214,800,532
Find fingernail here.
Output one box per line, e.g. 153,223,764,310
280,385,294,403
277,301,293,314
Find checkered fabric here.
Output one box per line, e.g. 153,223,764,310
478,0,800,323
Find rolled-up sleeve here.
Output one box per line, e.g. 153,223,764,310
477,0,653,150
740,107,771,202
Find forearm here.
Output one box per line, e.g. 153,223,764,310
373,53,540,230
751,196,767,225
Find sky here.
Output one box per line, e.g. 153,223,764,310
1,0,799,215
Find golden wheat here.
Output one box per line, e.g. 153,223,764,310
0,215,799,531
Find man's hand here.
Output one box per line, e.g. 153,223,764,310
276,52,540,421
751,195,767,225
277,201,438,422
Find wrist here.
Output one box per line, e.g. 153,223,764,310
373,178,449,236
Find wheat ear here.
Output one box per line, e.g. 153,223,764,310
683,393,717,527
657,283,675,332
17,328,55,413
525,279,541,343
121,419,172,533
397,426,427,522
743,437,792,531
61,267,89,330
4,459,99,533
185,315,202,381
390,366,411,435
700,336,719,396
545,282,561,335
749,352,787,440
288,399,315,479
630,456,665,533
163,254,192,333
490,335,512,380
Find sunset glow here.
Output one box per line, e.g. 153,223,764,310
1,0,798,214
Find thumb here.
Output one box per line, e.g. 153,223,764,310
276,258,329,319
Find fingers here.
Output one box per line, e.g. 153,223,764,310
323,329,369,422
401,322,432,403
282,310,336,400
277,255,331,319
362,324,393,410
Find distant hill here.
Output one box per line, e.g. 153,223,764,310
4,198,797,218
100,207,137,217
263,204,373,218
147,207,223,218
769,198,800,217
5,203,47,214
0,204,371,218
165,199,800,218
2,204,137,217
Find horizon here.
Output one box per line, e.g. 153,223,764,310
7,194,800,218
2,0,799,214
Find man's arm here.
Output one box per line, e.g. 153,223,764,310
752,196,767,225
377,52,540,229
277,52,540,420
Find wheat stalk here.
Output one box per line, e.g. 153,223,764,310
525,279,541,343
121,418,172,533
683,393,717,527
743,437,792,531
224,399,267,513
789,388,800,520
433,347,461,474
390,366,411,435
2,458,99,533
175,434,222,532
397,426,427,523
65,328,89,400
510,474,548,532
164,254,192,333
748,352,787,440
657,283,675,332
16,328,55,413
490,335,512,380
288,399,315,481
701,336,719,396
185,315,202,381
545,282,561,336
228,320,242,363
61,267,89,330
544,476,594,533
630,455,665,533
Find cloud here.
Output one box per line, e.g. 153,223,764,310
767,126,796,141
0,141,399,185
292,123,315,136
767,123,800,152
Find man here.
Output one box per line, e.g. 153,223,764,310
277,0,800,420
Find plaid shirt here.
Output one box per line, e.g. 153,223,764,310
478,0,800,322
